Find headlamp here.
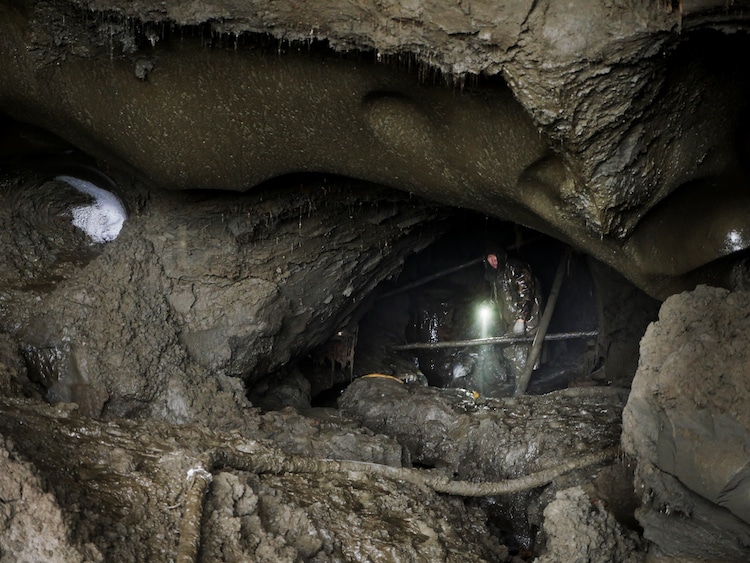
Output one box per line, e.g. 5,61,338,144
477,302,493,325
476,301,494,338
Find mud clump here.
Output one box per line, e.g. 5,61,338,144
339,378,626,481
339,378,630,552
201,470,509,562
537,486,646,563
0,434,102,563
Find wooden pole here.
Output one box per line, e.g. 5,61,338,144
515,247,571,396
376,257,483,300
376,235,544,301
390,330,597,351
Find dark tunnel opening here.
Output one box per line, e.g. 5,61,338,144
301,212,621,409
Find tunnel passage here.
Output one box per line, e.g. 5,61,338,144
0,112,659,420
296,212,659,409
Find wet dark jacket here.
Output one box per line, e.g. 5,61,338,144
486,258,541,333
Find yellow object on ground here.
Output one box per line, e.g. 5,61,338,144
361,373,404,383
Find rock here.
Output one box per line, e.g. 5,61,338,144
0,170,446,422
622,285,750,560
536,486,645,563
0,435,102,563
4,2,750,298
340,378,626,481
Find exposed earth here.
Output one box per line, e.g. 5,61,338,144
1,1,749,561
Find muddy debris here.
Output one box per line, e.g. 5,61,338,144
2,2,748,560
339,378,630,551
536,486,646,563
339,379,626,482
0,396,621,562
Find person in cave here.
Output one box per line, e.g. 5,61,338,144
484,246,542,385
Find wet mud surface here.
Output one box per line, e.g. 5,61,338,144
1,2,748,560
0,161,644,561
340,379,633,554
0,395,622,562
0,384,636,562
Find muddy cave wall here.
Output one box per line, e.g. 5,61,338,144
0,1,749,561
0,171,456,421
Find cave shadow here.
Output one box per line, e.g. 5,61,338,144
303,210,652,408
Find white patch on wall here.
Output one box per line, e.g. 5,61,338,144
724,229,747,253
56,175,127,243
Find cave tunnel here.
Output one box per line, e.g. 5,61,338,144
0,111,653,413
293,212,650,410
235,187,658,416
0,116,655,418
2,3,750,561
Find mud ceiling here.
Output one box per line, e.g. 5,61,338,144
1,0,749,299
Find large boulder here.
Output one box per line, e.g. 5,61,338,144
622,285,750,561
